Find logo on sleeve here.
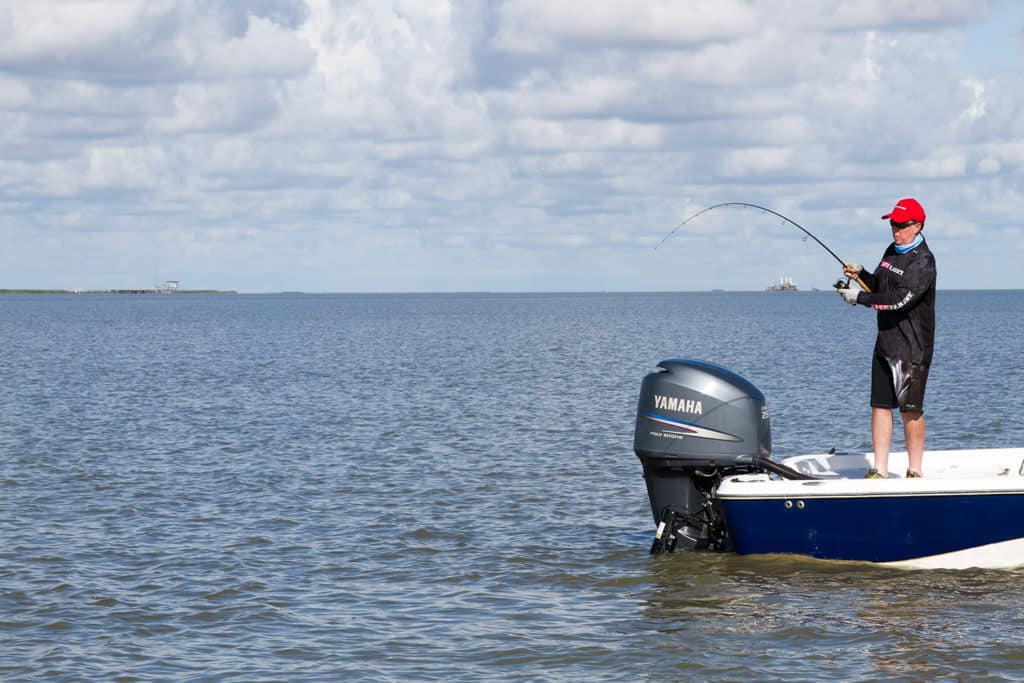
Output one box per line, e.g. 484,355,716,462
879,260,904,276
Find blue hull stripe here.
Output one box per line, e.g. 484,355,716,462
721,493,1024,563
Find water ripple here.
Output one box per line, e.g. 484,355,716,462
3,292,1024,680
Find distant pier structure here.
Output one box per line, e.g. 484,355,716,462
765,276,798,292
49,281,237,295
109,280,181,294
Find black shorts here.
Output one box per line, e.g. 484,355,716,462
871,355,929,413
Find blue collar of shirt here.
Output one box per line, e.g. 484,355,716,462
894,234,923,254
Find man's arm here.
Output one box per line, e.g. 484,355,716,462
857,254,935,310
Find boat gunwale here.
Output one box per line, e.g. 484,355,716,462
718,446,1024,499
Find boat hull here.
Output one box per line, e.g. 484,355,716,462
715,448,1024,569
720,489,1024,566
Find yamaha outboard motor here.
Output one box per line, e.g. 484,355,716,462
634,359,772,553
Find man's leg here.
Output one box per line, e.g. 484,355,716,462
903,410,925,475
872,407,893,476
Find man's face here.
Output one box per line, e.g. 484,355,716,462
890,220,922,246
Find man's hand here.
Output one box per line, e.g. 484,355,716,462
838,288,860,305
843,263,862,279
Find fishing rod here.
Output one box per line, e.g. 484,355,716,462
655,202,871,292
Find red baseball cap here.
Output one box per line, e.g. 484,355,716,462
882,198,926,225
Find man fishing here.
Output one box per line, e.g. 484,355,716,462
838,198,937,479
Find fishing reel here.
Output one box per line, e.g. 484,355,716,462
833,278,851,290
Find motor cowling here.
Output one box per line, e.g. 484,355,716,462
633,359,771,551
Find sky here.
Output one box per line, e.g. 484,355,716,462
1,0,1023,292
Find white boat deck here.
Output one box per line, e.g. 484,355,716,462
719,447,1024,499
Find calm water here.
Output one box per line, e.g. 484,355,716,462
3,291,1024,681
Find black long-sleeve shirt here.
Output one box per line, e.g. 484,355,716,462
854,239,936,364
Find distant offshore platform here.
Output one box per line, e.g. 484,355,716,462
765,276,798,292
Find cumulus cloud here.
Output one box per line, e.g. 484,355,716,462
0,0,1022,291
490,0,756,52
0,1,312,81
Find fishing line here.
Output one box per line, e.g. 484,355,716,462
654,202,870,291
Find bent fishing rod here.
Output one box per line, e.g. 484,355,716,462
654,202,871,292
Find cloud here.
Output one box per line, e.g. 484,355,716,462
0,1,313,82
0,0,1022,291
490,0,756,52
